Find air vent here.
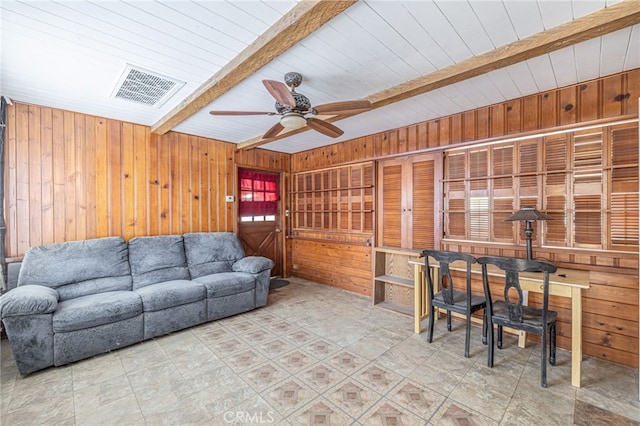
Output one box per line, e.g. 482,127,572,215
112,64,184,107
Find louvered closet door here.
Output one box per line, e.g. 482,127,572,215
410,155,442,250
376,153,442,249
378,159,404,247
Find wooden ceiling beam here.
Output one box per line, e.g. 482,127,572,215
238,0,640,150
150,0,357,135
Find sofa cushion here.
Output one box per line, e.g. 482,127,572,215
129,235,191,289
17,237,132,301
53,291,142,333
134,280,205,312
194,272,255,298
183,233,246,278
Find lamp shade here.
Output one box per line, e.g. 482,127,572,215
280,113,307,130
504,206,553,222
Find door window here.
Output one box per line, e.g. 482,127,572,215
239,169,278,222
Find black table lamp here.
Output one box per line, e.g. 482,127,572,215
504,206,553,260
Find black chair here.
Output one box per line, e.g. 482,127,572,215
476,256,558,387
423,250,487,358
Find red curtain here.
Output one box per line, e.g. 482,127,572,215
238,169,279,216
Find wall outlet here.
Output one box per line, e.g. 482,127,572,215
225,195,235,202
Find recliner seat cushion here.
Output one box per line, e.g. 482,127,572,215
194,272,255,298
129,235,190,289
134,280,205,312
53,291,142,333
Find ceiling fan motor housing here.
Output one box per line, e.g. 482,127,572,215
275,92,311,114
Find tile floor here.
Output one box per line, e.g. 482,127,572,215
1,277,639,425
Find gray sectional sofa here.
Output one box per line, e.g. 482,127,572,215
0,232,274,375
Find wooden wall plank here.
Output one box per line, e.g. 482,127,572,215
148,133,160,236
52,109,65,244
40,108,54,246
28,105,42,248
5,103,17,257
107,119,122,237
74,113,86,242
84,115,97,240
63,110,76,243
95,117,109,237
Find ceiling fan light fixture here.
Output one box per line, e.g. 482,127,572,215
280,113,306,130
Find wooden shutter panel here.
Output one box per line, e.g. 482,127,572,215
492,146,513,190
469,149,488,190
380,163,403,247
492,197,514,240
609,125,639,250
544,135,568,246
411,159,435,249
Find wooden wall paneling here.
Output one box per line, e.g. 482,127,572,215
40,108,54,246
5,104,17,258
463,111,476,142
578,81,600,122
28,105,43,248
190,137,201,232
427,120,440,148
226,143,235,230
396,128,406,153
388,130,398,156
450,114,462,144
406,125,417,153
207,137,219,233
291,238,371,295
85,115,98,240
63,110,76,243
107,120,123,238
602,74,624,118
476,107,490,140
506,99,522,134
439,118,451,147
417,122,428,150
177,133,190,234
540,91,558,128
122,122,135,241
134,125,148,237
522,95,539,132
148,133,160,236
559,86,578,126
95,117,109,238
74,112,87,242
364,134,374,159
624,68,640,116
489,104,505,137
16,104,30,255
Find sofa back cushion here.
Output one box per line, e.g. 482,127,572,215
183,232,245,278
128,235,191,289
17,237,132,301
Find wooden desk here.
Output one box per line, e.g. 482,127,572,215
409,258,590,388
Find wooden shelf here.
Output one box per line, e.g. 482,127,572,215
374,275,412,287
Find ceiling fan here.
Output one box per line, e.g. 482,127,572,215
209,72,372,140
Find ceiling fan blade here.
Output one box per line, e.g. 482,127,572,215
313,100,372,115
209,110,276,116
306,118,344,138
263,122,285,139
263,80,296,107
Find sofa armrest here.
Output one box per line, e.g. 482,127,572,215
0,285,59,318
232,256,274,274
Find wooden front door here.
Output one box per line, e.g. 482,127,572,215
236,169,283,277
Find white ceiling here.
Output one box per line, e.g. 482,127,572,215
1,0,638,154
